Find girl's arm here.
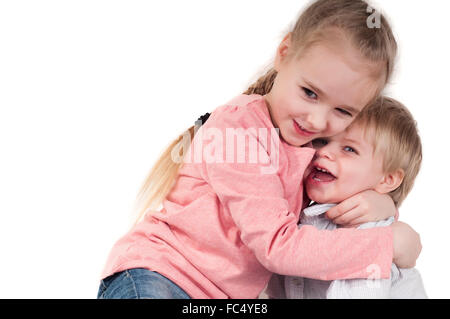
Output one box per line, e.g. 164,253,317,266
200,128,389,280
204,154,394,280
325,190,420,269
325,190,398,227
391,221,421,268
201,108,419,280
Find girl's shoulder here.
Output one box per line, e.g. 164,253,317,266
206,93,273,130
223,93,264,109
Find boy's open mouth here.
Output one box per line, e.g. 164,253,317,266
310,165,337,183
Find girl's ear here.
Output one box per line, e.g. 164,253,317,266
374,169,405,194
274,32,293,71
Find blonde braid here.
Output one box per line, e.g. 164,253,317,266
243,68,278,95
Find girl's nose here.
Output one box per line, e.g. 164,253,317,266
305,107,327,132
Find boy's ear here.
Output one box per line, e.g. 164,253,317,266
274,32,293,71
374,169,405,194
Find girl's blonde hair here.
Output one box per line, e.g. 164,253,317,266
245,0,397,96
132,0,398,224
351,96,422,207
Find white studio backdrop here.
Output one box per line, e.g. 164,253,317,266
0,0,449,298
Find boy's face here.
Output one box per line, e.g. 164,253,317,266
305,123,386,204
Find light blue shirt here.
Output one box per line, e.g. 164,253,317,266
284,203,428,299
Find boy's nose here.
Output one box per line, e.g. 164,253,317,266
316,144,334,160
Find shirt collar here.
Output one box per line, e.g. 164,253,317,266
303,203,337,217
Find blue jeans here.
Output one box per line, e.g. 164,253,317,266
97,268,191,299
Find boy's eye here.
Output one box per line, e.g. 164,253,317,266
336,108,352,117
302,87,318,100
343,146,358,154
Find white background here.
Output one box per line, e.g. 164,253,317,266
0,0,449,298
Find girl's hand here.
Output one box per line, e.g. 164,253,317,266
391,221,422,268
325,190,397,227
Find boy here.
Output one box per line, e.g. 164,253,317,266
267,96,427,299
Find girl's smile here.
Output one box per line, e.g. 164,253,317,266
264,31,382,147
293,119,317,137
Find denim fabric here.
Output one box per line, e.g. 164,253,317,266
97,268,191,299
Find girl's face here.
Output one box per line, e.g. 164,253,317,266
264,33,381,147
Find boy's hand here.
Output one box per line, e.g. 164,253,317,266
325,190,396,227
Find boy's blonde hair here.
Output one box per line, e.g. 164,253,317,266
132,0,398,224
351,96,422,207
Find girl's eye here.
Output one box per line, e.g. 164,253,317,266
343,146,358,154
302,87,318,100
336,108,352,117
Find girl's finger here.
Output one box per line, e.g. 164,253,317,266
341,222,363,229
326,197,358,220
332,206,363,225
345,215,372,227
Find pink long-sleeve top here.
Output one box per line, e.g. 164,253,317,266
100,94,393,299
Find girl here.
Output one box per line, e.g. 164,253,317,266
97,0,421,299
